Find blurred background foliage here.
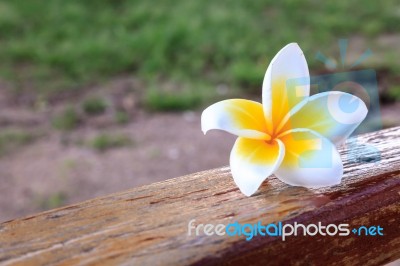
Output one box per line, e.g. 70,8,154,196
0,0,400,109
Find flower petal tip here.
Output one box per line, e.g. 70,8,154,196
283,42,303,54
200,110,211,134
241,188,257,197
235,179,261,197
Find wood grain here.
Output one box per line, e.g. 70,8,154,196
0,127,400,266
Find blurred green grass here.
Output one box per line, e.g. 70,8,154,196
88,133,133,152
52,106,80,130
0,129,36,155
82,97,108,116
0,0,399,104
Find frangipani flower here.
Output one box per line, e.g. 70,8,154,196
201,43,368,196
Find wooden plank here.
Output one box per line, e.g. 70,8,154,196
0,126,399,266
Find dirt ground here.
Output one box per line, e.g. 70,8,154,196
0,79,399,222
0,110,238,221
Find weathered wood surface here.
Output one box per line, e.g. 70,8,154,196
0,127,400,266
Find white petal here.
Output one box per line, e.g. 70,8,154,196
277,91,368,145
262,43,310,133
230,137,285,196
201,99,270,140
275,129,343,187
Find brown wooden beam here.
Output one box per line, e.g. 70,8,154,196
1,127,399,265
